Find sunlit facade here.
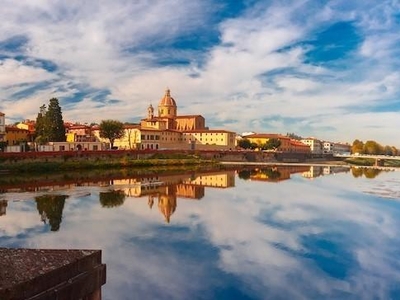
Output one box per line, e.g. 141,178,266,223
0,112,6,142
94,89,236,150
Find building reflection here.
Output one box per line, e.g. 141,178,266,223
112,171,236,223
302,166,350,179
238,166,310,182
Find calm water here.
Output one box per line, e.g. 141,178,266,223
1,165,400,300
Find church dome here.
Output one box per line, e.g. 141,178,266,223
159,89,176,107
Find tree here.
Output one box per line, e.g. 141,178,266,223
262,138,281,150
46,98,66,142
391,146,398,156
286,132,302,140
384,145,393,156
363,140,382,155
99,120,124,148
35,99,66,143
238,138,252,149
35,104,47,144
351,139,364,154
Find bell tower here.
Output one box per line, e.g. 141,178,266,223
147,104,154,120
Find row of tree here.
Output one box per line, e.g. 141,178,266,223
237,138,282,150
351,139,398,156
35,98,125,148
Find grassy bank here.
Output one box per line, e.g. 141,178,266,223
0,154,219,174
345,157,400,167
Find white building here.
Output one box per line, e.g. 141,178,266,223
300,138,323,154
323,141,334,154
333,142,351,155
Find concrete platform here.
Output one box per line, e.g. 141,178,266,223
0,248,106,300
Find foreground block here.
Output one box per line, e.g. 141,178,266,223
0,248,106,300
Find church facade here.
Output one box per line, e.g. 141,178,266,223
95,89,236,150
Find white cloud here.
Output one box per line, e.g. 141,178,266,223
0,59,56,87
1,0,400,145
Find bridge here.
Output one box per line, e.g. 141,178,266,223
333,153,400,166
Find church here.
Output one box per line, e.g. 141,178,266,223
97,89,236,151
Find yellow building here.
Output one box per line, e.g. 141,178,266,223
244,133,292,152
5,126,30,145
93,89,236,150
183,171,235,188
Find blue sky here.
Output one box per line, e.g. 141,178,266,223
0,0,400,146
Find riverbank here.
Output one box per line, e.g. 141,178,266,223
0,151,220,174
0,158,217,173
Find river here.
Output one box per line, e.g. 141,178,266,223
1,165,400,300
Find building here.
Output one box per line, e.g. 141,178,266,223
244,133,292,152
46,141,106,151
290,139,311,154
322,141,351,155
243,133,309,153
5,126,31,146
66,124,97,143
0,112,5,143
93,89,236,150
333,142,351,155
300,138,323,154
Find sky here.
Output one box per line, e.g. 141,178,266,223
0,0,400,146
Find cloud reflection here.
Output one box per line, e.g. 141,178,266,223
0,167,399,299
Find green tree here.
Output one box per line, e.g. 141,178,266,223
238,138,252,149
262,138,281,150
35,99,66,143
363,140,382,155
384,145,393,156
99,120,124,148
286,132,302,140
391,146,398,156
46,98,66,142
35,104,47,144
351,139,364,154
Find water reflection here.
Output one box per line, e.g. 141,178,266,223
351,167,383,178
35,194,68,231
0,199,7,216
99,190,126,208
1,165,400,299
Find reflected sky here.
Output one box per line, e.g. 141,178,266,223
1,166,400,300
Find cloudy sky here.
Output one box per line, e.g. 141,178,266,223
0,0,399,146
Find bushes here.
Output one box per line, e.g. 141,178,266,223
1,157,215,174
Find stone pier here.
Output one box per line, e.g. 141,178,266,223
0,248,106,300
